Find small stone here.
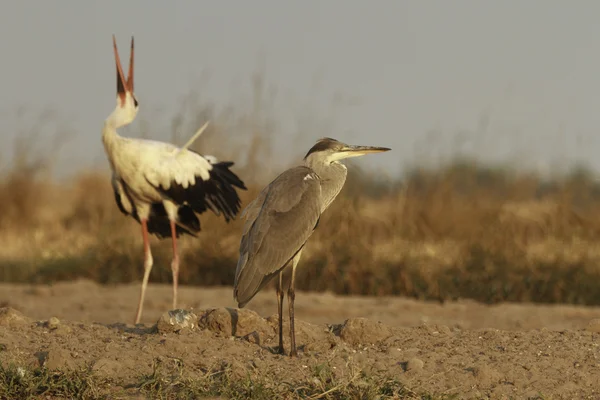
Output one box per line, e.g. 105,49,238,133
156,309,198,334
586,319,600,333
47,317,60,330
406,358,424,371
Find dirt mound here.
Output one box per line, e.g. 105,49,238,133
0,307,31,328
1,304,599,398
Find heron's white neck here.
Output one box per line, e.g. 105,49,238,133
304,155,348,213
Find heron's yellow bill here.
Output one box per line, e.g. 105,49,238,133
340,144,391,156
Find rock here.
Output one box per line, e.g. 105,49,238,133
199,308,274,345
156,309,198,334
406,358,424,372
46,317,60,330
0,308,31,328
338,318,392,346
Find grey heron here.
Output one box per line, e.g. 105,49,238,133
103,36,246,324
233,137,390,356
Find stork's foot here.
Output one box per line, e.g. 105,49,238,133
289,349,298,358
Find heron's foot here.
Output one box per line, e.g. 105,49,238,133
277,346,285,355
289,349,298,358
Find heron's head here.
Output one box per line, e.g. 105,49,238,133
110,35,139,128
303,137,391,164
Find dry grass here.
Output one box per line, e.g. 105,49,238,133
3,80,600,306
0,359,442,400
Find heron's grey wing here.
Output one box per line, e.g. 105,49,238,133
239,185,269,238
234,166,322,307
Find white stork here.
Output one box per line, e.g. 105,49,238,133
102,36,247,324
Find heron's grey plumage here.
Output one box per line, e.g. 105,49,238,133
234,166,322,306
233,137,390,356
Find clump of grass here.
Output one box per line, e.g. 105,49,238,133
135,357,438,400
0,363,103,399
0,360,443,400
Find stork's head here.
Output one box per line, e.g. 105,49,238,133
303,137,391,164
111,35,139,128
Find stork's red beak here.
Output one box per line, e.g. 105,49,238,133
113,35,134,106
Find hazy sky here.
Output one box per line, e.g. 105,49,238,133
1,1,600,178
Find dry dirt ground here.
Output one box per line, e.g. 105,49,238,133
1,280,600,399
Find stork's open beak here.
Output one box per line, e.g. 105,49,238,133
113,35,134,106
340,144,391,157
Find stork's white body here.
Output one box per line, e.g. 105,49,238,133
103,36,246,324
103,132,213,221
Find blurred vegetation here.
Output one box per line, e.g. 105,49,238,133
2,74,600,306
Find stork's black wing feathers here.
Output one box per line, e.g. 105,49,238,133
112,152,246,240
153,157,247,222
112,175,201,239
112,175,133,216
146,204,201,239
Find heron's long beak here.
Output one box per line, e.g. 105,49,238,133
113,35,134,105
340,144,391,158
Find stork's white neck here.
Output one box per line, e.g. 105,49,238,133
102,112,124,157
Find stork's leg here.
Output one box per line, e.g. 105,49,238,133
288,250,303,358
276,271,285,355
170,221,180,310
134,219,153,325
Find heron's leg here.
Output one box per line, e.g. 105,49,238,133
288,250,303,358
170,221,180,310
134,219,153,324
276,271,285,354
